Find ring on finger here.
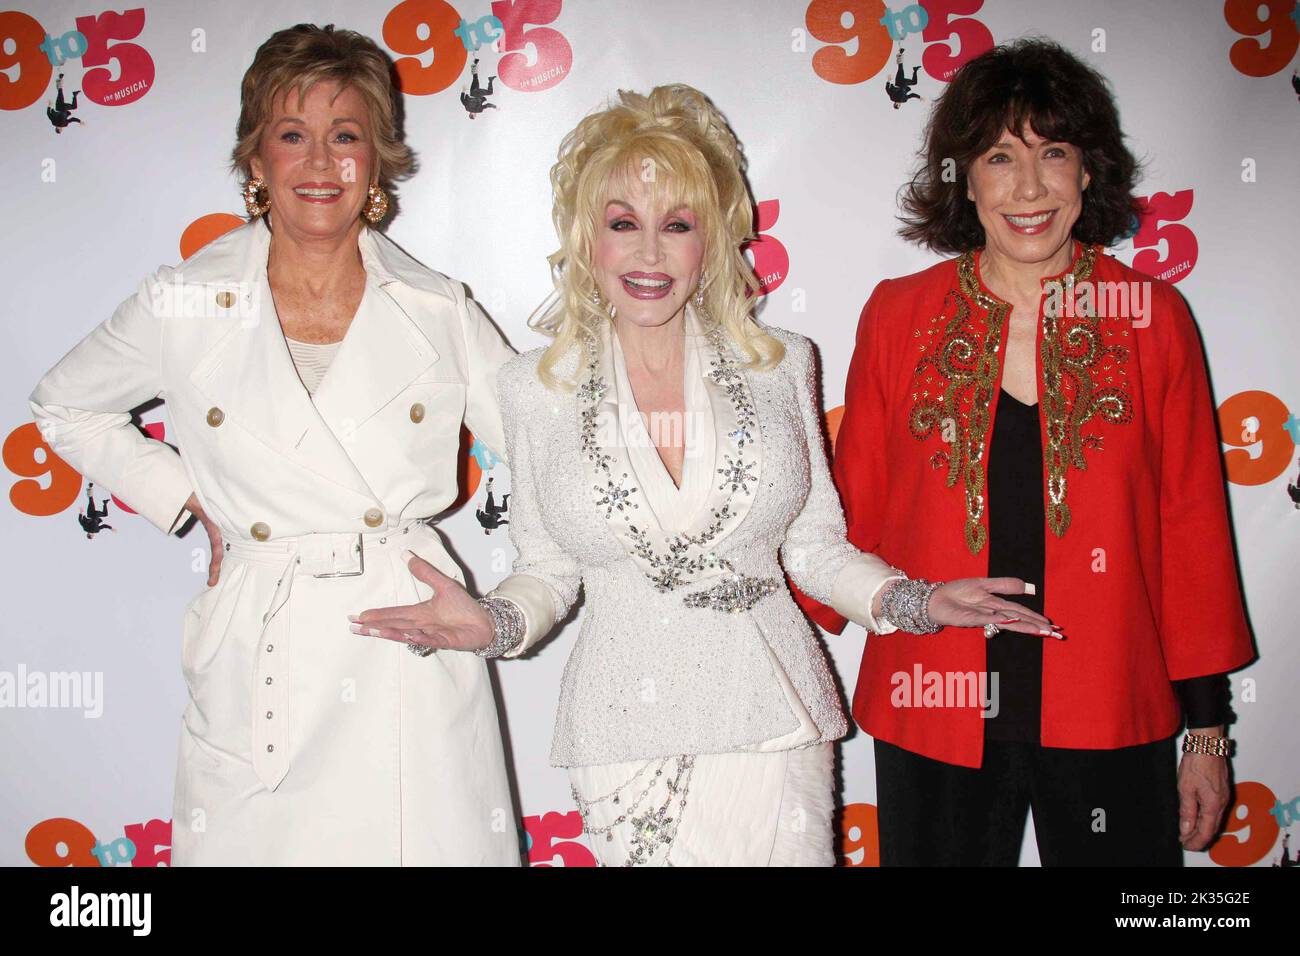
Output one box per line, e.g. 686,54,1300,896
983,622,1001,639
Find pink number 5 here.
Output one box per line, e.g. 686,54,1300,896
491,0,572,92
76,9,154,107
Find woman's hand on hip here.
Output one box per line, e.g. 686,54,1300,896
350,550,494,653
185,493,224,587
927,577,1060,637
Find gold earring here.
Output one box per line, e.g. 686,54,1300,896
243,177,270,217
363,184,389,224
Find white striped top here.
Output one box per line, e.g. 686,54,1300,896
285,336,341,396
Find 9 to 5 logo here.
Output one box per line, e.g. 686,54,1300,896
27,817,171,867
0,8,154,111
382,0,572,96
806,0,993,85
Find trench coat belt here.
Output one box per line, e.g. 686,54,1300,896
222,519,427,790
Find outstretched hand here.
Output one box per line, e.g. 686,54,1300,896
926,577,1061,638
350,550,494,654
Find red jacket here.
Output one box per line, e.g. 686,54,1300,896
795,242,1255,768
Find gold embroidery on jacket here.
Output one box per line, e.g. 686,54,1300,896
907,244,1131,554
1040,245,1132,536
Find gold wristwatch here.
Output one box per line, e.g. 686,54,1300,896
1182,733,1233,757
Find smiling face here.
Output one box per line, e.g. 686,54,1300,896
965,122,1091,271
591,172,706,333
250,81,375,241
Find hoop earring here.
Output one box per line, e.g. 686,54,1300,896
363,184,389,224
242,178,270,217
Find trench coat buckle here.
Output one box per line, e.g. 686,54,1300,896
307,533,365,578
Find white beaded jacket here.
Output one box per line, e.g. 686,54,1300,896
491,311,903,768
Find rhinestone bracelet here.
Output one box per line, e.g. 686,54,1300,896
474,595,526,658
880,578,944,634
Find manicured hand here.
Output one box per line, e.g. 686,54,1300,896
350,550,494,653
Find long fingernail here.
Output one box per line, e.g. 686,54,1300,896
1001,618,1020,624
1024,583,1037,595
347,614,359,623
402,549,415,561
349,623,366,635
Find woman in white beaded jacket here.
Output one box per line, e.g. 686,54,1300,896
353,85,1055,866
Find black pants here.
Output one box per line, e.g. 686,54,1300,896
873,735,1184,866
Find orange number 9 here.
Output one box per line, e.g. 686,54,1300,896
383,0,469,96
0,11,54,112
841,801,880,866
1210,781,1281,868
5,422,83,517
1218,391,1295,486
26,818,102,867
807,0,892,86
1225,0,1300,77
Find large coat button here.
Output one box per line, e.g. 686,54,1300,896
206,407,225,427
250,521,271,541
363,508,384,528
215,291,237,309
409,403,426,423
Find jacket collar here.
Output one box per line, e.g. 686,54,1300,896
182,217,448,503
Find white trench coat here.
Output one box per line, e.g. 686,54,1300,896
29,217,521,865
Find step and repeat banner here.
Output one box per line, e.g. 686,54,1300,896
2,0,1296,867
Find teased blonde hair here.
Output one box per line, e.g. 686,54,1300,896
231,23,413,215
530,84,784,389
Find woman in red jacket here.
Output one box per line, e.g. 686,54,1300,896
795,39,1254,865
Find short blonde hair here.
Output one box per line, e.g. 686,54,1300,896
231,24,414,203
530,84,784,389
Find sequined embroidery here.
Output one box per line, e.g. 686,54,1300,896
907,244,1131,553
579,326,759,593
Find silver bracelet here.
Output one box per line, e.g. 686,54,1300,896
474,595,526,658
880,578,944,634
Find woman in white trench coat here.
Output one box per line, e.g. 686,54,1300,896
28,24,521,866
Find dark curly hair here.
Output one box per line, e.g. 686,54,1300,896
898,38,1140,255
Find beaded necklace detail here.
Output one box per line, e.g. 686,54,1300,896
579,324,777,610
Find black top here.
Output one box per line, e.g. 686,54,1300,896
983,388,1230,741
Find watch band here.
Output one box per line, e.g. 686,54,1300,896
1182,732,1233,758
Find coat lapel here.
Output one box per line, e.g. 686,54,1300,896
309,279,441,439
576,308,763,591
185,219,442,500
685,317,761,543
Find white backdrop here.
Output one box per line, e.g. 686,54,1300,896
2,0,1297,867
